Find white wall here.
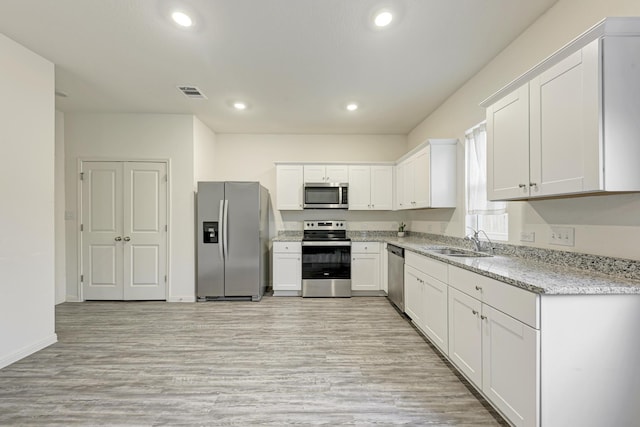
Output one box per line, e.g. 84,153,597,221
64,113,196,302
406,0,640,261
0,34,57,369
55,110,66,305
193,116,217,183
212,134,408,232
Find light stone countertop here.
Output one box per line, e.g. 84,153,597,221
273,233,640,295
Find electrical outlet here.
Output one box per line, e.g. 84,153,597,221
549,226,575,246
520,231,535,242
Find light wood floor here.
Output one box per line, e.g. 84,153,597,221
0,297,507,426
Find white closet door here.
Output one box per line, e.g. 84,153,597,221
82,162,124,300
122,162,167,300
82,161,167,300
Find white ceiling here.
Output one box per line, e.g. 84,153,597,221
0,0,557,134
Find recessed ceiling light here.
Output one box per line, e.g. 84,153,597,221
374,11,393,27
346,103,359,112
171,11,193,27
233,102,247,110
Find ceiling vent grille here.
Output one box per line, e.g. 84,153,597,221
177,86,207,99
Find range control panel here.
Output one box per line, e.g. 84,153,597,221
304,220,346,231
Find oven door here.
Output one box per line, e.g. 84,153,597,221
301,241,351,279
301,241,351,297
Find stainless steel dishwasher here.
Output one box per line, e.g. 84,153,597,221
386,244,404,311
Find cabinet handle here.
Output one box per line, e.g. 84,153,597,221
114,236,122,242
472,310,478,315
475,285,482,291
530,182,538,188
481,315,487,320
518,184,527,188
123,236,131,242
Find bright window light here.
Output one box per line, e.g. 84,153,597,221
374,11,393,27
172,11,193,27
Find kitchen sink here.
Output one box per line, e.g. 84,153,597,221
430,248,493,258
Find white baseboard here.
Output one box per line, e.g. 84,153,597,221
167,296,196,303
0,334,58,370
65,295,82,302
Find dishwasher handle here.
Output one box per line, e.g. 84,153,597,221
387,244,404,258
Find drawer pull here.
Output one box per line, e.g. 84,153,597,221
475,285,482,291
481,315,487,320
472,310,478,316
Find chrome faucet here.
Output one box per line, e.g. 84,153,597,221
465,227,494,255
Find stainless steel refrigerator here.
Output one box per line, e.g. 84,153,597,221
196,182,269,301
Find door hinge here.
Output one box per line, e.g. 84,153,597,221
164,275,167,283
165,224,168,232
80,224,84,231
164,174,168,182
80,172,84,181
80,274,84,283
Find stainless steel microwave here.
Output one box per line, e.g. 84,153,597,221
303,182,348,209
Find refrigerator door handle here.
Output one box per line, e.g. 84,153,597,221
223,199,229,259
218,200,225,260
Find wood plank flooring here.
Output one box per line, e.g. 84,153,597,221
0,297,507,426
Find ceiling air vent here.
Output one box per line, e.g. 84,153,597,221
177,86,207,99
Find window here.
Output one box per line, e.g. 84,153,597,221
465,122,508,241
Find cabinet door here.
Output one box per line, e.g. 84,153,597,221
422,274,449,354
404,266,423,324
370,165,393,210
326,165,349,182
487,83,530,200
303,165,326,183
402,158,416,208
413,147,431,208
482,305,539,427
530,39,600,197
276,165,303,210
395,162,406,210
351,253,380,291
348,165,372,210
273,253,301,292
448,287,482,387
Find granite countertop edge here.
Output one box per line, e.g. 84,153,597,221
272,234,640,296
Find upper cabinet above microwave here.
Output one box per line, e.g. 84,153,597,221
303,164,348,183
482,17,640,201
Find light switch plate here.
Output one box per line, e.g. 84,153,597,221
550,226,575,246
520,231,535,242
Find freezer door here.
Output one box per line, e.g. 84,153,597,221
224,182,261,297
197,182,225,298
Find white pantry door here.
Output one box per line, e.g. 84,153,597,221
81,161,167,300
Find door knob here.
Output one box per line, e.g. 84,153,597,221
114,236,122,242
123,236,131,242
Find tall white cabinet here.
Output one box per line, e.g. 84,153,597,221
483,18,640,201
395,139,457,209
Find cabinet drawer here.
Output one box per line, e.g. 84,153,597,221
352,242,380,254
449,266,539,329
273,241,301,253
405,251,448,283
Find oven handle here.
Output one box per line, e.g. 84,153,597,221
302,241,352,247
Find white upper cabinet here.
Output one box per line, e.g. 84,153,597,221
483,18,640,201
348,165,393,210
303,164,348,183
276,164,303,210
395,139,457,210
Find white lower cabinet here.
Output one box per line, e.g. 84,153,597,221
351,242,381,293
404,253,449,354
482,304,538,427
272,242,301,296
448,287,483,386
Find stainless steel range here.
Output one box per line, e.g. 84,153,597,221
301,220,351,297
